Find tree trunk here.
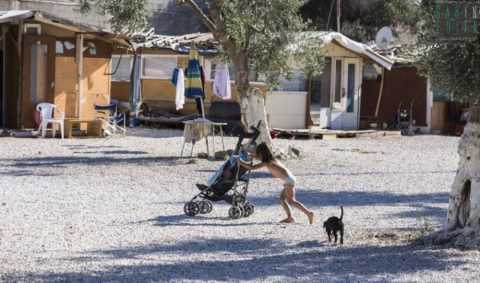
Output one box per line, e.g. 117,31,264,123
234,53,273,147
426,106,480,249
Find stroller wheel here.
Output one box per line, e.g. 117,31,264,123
243,202,254,217
199,200,213,214
228,206,243,220
233,194,246,205
184,202,200,217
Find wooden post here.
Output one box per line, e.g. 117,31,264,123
337,0,341,33
1,25,7,128
16,20,23,128
75,33,84,119
374,68,385,117
306,75,314,128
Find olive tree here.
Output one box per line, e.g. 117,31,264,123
419,0,480,249
177,0,318,145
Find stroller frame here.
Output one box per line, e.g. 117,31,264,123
184,123,261,219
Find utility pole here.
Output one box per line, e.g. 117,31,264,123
336,0,341,33
10,0,20,10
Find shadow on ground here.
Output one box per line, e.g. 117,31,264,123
248,190,448,208
7,238,465,282
1,155,182,168
148,214,273,228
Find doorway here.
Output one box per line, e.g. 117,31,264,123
311,57,361,130
22,36,55,128
330,58,361,130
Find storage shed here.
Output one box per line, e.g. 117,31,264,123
0,10,128,129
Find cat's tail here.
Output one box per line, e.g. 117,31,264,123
339,206,343,221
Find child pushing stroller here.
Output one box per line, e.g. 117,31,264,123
183,124,261,219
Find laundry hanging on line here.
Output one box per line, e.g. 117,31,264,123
213,62,232,100
184,58,204,99
171,68,185,110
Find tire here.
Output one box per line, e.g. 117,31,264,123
199,200,213,214
205,201,213,213
184,202,200,217
244,202,254,217
228,206,242,219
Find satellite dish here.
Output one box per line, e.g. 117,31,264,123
375,27,394,50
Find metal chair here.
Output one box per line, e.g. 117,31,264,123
94,103,127,136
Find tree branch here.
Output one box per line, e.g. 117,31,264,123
177,0,217,32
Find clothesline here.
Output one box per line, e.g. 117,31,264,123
172,52,231,114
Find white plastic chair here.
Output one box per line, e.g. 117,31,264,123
36,103,64,139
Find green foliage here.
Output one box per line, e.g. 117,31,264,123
217,0,309,85
293,36,326,77
301,0,421,41
419,0,480,103
81,0,147,33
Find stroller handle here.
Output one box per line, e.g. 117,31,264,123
233,121,262,155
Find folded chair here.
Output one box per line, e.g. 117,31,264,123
36,103,64,139
95,103,127,136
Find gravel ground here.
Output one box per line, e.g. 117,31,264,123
1,128,479,283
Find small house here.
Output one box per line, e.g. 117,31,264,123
0,10,128,129
266,32,393,130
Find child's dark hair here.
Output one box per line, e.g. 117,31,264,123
256,143,274,162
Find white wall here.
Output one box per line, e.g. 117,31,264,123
266,91,307,129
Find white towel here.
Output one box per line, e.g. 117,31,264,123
175,69,185,110
213,62,232,100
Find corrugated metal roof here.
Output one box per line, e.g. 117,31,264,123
0,10,33,23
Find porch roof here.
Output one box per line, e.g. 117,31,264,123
299,32,394,70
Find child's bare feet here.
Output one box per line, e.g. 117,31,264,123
307,211,314,224
280,217,295,223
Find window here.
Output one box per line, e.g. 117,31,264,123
111,55,133,82
334,60,342,104
142,56,178,79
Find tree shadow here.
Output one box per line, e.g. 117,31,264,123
8,241,466,282
0,169,59,177
389,204,446,222
148,214,273,228
73,150,149,155
127,128,184,139
295,170,456,177
63,145,122,150
5,155,182,168
247,190,449,208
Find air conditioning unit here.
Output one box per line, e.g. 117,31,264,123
24,24,42,35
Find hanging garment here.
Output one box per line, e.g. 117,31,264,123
184,59,204,99
129,53,142,117
175,68,185,110
213,62,232,100
171,68,179,86
200,65,206,95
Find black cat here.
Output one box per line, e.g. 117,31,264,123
323,206,344,244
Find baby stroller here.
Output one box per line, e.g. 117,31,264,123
184,124,261,219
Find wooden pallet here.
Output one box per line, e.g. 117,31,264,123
272,128,401,140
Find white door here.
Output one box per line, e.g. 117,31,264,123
330,58,361,130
